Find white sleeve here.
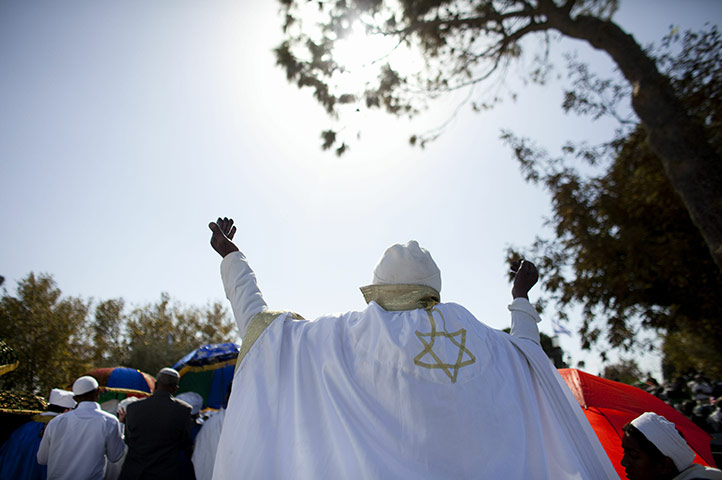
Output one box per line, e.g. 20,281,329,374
220,251,268,338
106,418,126,463
508,297,542,345
36,422,51,465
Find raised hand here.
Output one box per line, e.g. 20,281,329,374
209,217,240,258
511,260,539,299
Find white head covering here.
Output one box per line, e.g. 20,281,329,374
48,388,76,409
72,375,99,396
116,396,139,414
157,367,180,381
100,399,120,414
631,412,696,471
176,391,204,415
371,240,441,293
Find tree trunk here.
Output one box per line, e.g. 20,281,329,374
543,7,722,272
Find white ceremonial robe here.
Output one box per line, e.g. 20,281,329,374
673,464,722,480
213,251,617,479
193,409,226,480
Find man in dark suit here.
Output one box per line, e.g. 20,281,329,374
119,367,195,480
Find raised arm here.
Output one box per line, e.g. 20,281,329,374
209,217,267,338
508,260,542,344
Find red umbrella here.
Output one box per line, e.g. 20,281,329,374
560,368,715,479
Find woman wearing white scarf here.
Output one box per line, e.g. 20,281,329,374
621,412,722,480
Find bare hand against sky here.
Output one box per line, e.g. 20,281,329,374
209,217,239,258
511,260,539,299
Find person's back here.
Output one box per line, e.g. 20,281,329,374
217,300,609,478
119,368,193,480
37,378,125,480
0,415,49,480
208,219,617,479
0,386,75,480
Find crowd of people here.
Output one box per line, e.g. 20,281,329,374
638,373,722,436
0,217,720,479
0,366,228,480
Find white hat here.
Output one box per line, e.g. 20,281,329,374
48,388,76,409
631,412,696,471
371,240,441,293
72,375,99,396
157,367,180,379
116,396,139,414
176,391,203,415
100,399,119,414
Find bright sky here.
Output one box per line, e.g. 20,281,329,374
1,0,720,379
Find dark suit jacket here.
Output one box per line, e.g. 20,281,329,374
119,391,194,480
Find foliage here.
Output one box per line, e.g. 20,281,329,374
275,0,619,153
601,358,642,385
275,0,722,278
124,293,235,375
91,299,127,368
0,273,92,395
0,273,236,395
503,328,567,367
655,26,722,154
504,26,722,379
662,331,722,381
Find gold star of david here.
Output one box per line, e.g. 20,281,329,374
413,328,476,383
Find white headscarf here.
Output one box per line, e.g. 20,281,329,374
370,240,441,293
48,388,76,409
176,391,204,415
631,412,696,471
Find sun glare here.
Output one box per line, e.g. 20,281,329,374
331,21,419,94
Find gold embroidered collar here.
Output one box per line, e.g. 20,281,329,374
359,284,440,311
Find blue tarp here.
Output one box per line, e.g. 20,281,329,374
173,343,240,370
173,343,240,410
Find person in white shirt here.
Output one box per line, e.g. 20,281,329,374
208,217,617,479
37,375,125,480
0,388,75,479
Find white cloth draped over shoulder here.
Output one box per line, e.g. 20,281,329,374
673,464,722,479
193,409,226,480
212,251,617,479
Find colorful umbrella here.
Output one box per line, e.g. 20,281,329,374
560,368,716,479
83,367,155,405
173,343,239,411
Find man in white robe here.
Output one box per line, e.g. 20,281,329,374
208,217,617,479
